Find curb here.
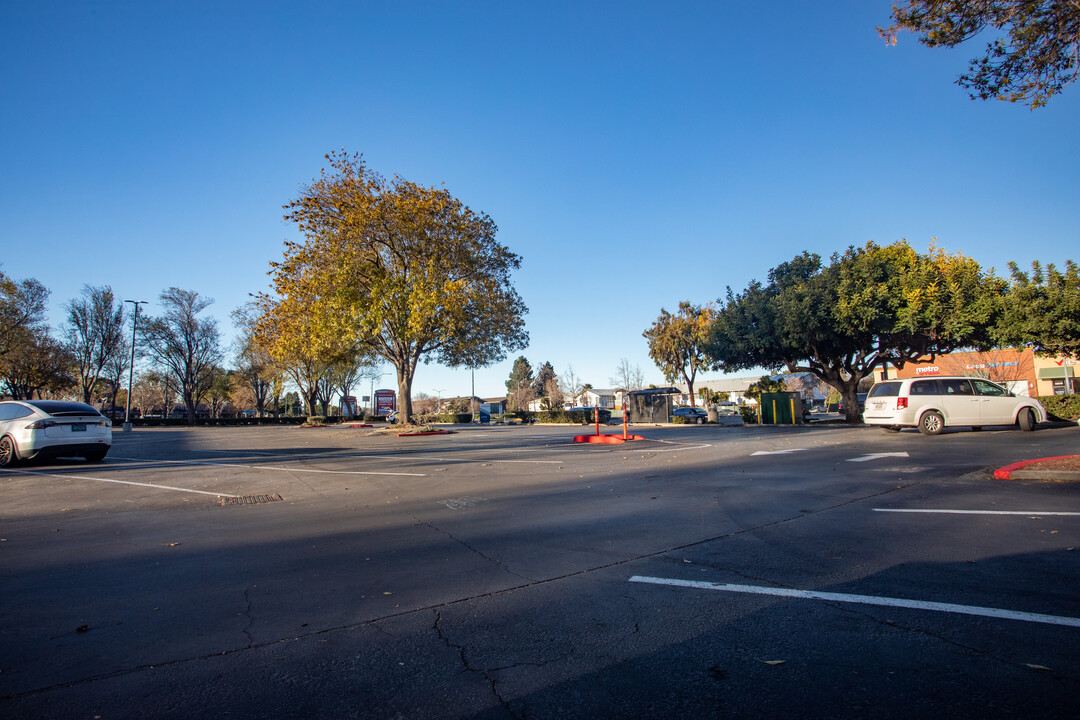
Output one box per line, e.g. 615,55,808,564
994,456,1080,481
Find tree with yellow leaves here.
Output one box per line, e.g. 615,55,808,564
643,302,718,407
261,152,528,421
707,241,1005,422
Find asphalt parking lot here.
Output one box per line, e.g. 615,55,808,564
1,422,1078,719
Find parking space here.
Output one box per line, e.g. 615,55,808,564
1,423,1078,718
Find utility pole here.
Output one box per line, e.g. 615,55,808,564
122,300,147,431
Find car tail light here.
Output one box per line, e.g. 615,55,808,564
897,398,908,410
25,419,58,429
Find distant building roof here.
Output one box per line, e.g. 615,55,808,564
677,377,757,394
628,386,681,396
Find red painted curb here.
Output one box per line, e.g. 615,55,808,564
573,434,647,444
994,455,1080,480
347,424,373,428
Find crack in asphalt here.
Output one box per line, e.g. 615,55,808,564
433,609,574,720
830,601,1071,683
433,609,520,718
241,586,255,647
413,516,534,583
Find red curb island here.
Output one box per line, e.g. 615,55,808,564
994,456,1080,480
347,424,373,428
573,434,646,444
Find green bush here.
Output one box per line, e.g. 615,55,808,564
533,408,611,424
417,413,473,424
739,406,758,425
1038,394,1080,422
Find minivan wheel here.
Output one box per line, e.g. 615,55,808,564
918,411,944,436
1019,408,1037,431
0,436,18,467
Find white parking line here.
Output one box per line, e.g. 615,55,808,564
5,469,241,498
874,509,1080,516
111,456,426,477
629,576,1080,628
646,442,714,453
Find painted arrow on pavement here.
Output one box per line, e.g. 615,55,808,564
847,452,910,463
751,449,807,456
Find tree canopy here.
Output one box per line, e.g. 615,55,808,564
263,152,528,420
506,356,535,411
643,301,716,407
707,241,1004,422
995,259,1080,358
881,1,1080,108
0,267,49,362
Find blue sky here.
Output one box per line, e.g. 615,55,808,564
2,1,1078,401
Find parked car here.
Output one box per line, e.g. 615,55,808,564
672,406,708,424
862,376,1046,435
0,400,112,467
838,393,867,413
386,410,399,424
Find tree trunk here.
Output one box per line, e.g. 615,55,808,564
683,368,697,407
396,355,419,422
838,384,862,423
183,389,197,425
812,366,865,424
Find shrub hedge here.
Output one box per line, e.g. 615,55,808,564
531,408,611,424
1038,394,1080,422
416,413,474,424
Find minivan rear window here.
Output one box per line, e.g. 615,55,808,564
868,382,901,397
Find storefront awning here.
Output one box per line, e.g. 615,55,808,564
1038,367,1074,379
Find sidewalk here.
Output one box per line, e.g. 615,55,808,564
994,455,1080,481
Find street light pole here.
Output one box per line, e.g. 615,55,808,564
123,300,147,431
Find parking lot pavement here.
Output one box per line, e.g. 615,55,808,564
1,423,1078,718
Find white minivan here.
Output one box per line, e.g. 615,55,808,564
862,376,1046,435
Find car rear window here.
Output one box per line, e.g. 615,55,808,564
25,400,102,417
867,383,901,398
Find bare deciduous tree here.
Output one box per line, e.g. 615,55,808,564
66,285,126,404
141,288,222,424
561,365,585,407
610,357,646,392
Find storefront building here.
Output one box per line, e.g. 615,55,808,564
1032,355,1079,395
870,348,1078,397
